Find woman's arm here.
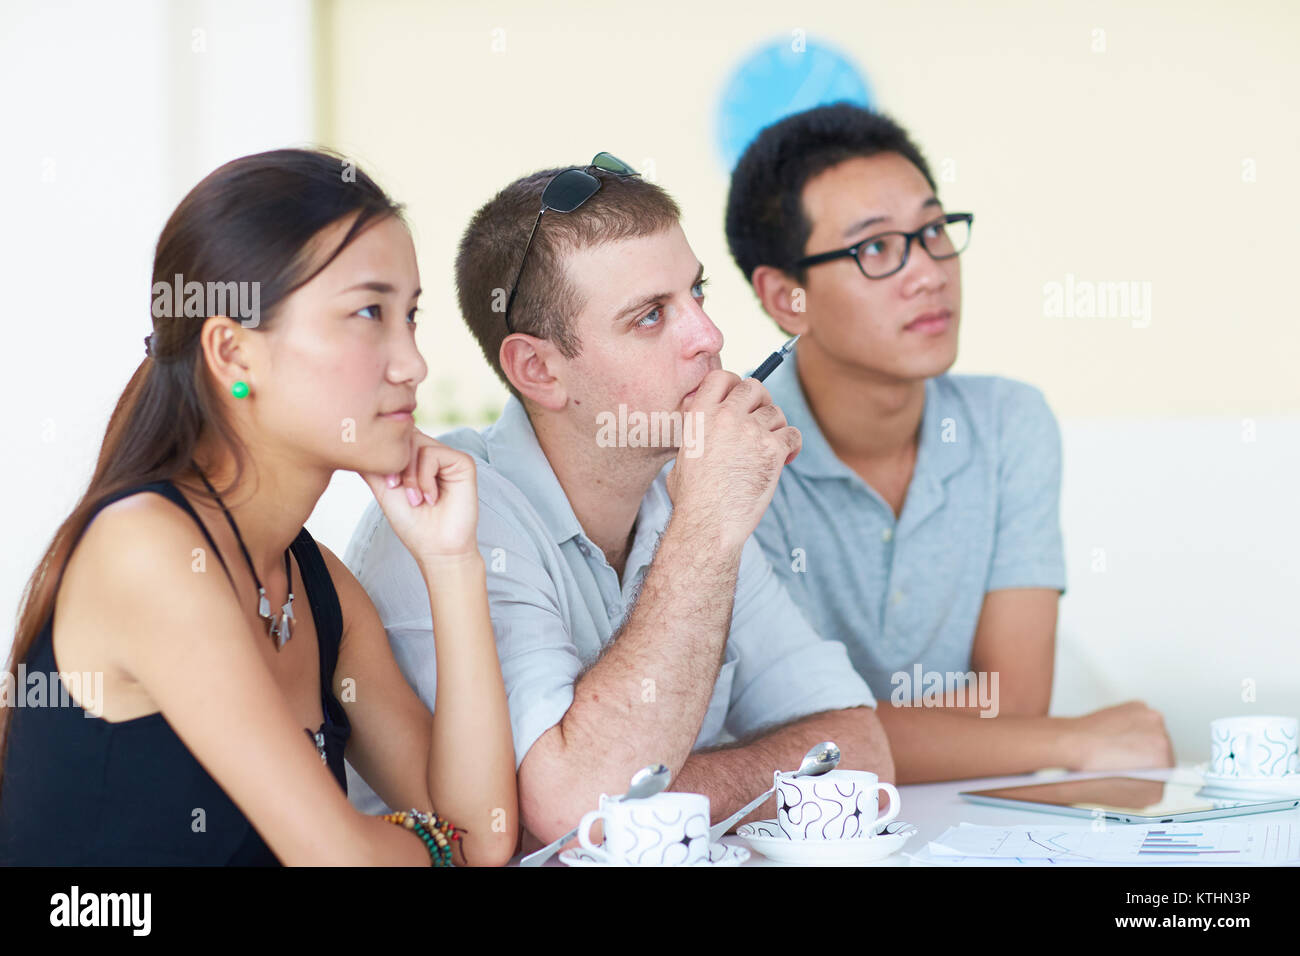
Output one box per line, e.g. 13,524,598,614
324,542,519,866
343,428,520,865
81,498,431,865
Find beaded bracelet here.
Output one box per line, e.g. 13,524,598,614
380,808,465,867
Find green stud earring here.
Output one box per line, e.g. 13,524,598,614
231,381,249,399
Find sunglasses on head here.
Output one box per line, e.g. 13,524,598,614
503,152,639,333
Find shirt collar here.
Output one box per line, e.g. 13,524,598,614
763,348,851,480
915,374,974,484
626,462,674,574
482,396,585,546
481,397,675,556
764,343,973,486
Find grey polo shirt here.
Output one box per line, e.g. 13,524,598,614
342,396,876,813
753,351,1067,703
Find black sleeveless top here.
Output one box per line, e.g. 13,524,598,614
0,479,352,866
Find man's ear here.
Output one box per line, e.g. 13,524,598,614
500,332,568,412
751,266,811,337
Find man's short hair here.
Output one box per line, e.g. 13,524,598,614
724,102,936,285
455,166,682,400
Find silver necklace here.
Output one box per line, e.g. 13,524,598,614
194,468,295,650
191,467,323,764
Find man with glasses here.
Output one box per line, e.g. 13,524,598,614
343,154,893,851
726,104,1174,781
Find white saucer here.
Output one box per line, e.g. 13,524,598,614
558,841,750,867
735,820,917,865
1201,771,1300,795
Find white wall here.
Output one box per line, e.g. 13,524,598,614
0,0,316,657
321,0,1300,422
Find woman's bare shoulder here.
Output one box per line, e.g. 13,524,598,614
70,490,217,574
60,490,238,648
53,489,239,718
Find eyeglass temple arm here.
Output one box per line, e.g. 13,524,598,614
504,206,548,332
794,247,856,269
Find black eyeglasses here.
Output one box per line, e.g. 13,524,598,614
503,152,640,333
793,212,974,280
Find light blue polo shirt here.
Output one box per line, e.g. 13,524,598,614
754,349,1067,703
342,395,876,814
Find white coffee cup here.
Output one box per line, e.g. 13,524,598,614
1210,715,1299,778
775,769,900,841
578,791,710,865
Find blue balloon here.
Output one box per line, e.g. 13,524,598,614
716,37,872,171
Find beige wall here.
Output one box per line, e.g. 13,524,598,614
318,0,1299,423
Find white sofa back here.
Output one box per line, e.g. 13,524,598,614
1051,417,1300,764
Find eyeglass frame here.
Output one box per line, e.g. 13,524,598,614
502,152,640,333
792,212,975,280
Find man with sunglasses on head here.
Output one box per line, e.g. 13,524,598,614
342,153,893,851
726,103,1174,782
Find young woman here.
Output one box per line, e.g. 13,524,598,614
0,149,518,866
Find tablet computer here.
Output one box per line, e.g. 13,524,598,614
959,775,1300,823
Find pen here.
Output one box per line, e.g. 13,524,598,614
748,334,800,382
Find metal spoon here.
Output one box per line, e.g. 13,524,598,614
708,741,841,842
518,762,671,867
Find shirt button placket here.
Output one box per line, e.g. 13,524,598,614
879,522,902,650
883,521,905,652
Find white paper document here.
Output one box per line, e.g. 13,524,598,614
909,821,1300,866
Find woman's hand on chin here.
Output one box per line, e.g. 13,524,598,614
359,428,480,567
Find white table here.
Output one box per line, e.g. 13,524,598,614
515,764,1300,866
719,764,1300,866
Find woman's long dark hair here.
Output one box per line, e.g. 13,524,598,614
1,148,404,792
